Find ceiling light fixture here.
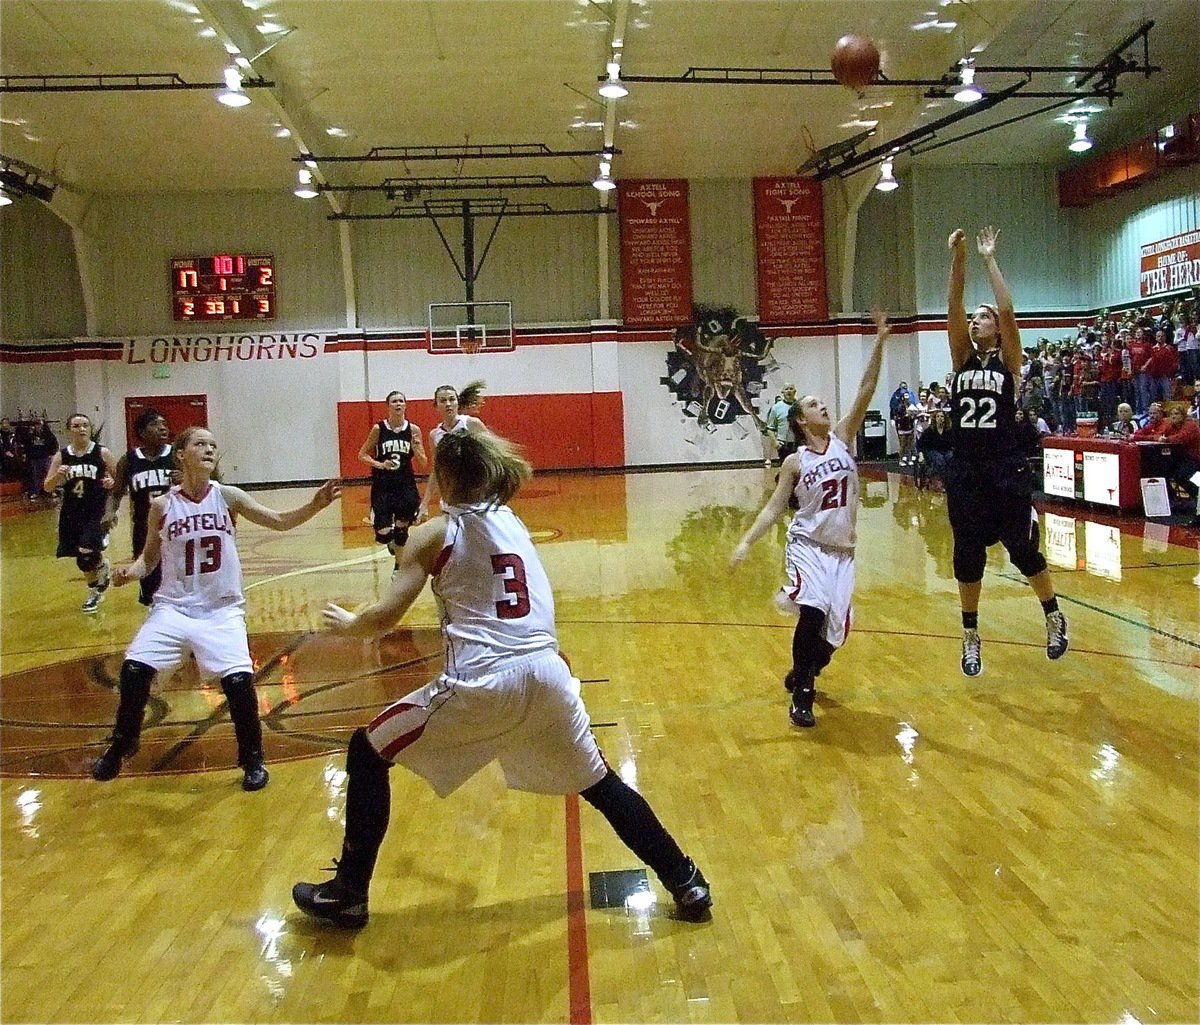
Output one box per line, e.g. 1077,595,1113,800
1068,120,1093,152
875,157,900,192
294,169,318,199
598,61,628,99
0,188,13,207
217,67,251,107
954,61,983,103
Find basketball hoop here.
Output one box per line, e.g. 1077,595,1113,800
461,337,483,355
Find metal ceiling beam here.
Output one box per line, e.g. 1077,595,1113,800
297,145,621,163
318,178,595,194
0,154,56,202
330,206,616,221
0,73,273,93
815,80,1029,180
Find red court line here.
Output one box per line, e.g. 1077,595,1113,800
564,793,593,1025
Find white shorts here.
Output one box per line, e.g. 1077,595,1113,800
125,601,253,679
775,536,855,648
365,649,607,799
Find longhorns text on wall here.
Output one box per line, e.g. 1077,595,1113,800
617,179,694,327
752,177,828,324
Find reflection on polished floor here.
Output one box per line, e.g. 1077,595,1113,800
2,467,1197,1024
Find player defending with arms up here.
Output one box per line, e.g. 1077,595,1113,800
91,426,341,790
293,429,710,928
730,312,890,728
946,226,1067,676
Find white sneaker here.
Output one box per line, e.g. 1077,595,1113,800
1046,611,1069,660
81,588,102,613
961,629,982,677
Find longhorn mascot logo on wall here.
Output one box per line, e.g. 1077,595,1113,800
662,305,775,429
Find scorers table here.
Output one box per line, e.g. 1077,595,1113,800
1040,436,1148,511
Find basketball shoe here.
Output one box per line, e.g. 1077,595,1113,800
786,668,816,726
81,588,103,613
1045,611,1069,660
91,739,138,781
668,859,712,921
961,628,982,677
293,868,369,928
242,759,270,792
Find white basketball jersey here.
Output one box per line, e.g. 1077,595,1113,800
430,415,470,449
787,435,859,551
154,484,244,613
432,503,557,678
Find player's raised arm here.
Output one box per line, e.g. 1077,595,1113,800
947,228,972,371
977,226,1022,375
836,311,890,446
221,480,341,531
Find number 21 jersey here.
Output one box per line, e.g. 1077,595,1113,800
789,435,859,552
155,484,244,613
951,349,1019,459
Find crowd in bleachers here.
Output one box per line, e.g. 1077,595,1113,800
0,409,59,504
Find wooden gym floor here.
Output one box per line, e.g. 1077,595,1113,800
1,466,1197,1024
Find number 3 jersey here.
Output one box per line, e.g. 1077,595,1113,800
154,484,243,613
433,503,558,679
788,435,860,552
950,348,1019,460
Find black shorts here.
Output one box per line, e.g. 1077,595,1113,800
56,507,106,558
370,477,420,530
943,453,1037,552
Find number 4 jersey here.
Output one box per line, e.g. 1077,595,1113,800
154,484,244,613
789,435,860,552
433,503,558,679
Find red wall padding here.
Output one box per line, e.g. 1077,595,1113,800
336,391,625,479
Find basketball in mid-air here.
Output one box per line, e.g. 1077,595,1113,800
831,34,881,91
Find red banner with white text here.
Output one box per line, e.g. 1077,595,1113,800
618,179,693,326
1139,229,1200,298
753,177,828,323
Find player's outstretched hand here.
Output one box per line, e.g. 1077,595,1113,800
113,563,138,587
323,602,358,632
977,225,999,258
314,479,342,507
729,540,750,569
871,309,890,338
948,228,966,252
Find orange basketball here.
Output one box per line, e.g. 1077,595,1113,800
831,34,881,91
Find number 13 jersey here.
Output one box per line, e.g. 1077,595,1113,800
788,435,859,552
155,484,244,613
434,504,558,679
951,348,1019,460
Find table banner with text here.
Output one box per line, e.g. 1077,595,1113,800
753,177,828,323
618,179,694,326
1139,229,1200,298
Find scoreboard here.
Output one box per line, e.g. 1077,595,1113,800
171,254,275,322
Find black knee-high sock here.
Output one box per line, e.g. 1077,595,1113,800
790,605,828,685
221,672,264,767
339,727,392,893
580,769,691,889
112,660,156,751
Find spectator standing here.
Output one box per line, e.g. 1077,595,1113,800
1147,328,1179,404
1129,326,1153,414
889,381,917,464
1177,313,1199,384
1096,331,1122,431
763,384,797,465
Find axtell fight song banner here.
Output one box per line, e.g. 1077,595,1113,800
753,177,828,323
618,179,694,326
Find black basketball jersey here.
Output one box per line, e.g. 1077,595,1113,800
374,421,416,478
127,444,174,548
950,349,1020,460
60,442,107,517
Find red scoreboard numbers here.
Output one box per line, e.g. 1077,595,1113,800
171,254,276,322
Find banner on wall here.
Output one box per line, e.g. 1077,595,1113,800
618,179,694,326
752,177,828,324
122,331,333,365
1139,229,1200,298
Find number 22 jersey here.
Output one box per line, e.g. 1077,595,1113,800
788,435,859,552
155,484,244,613
950,348,1019,460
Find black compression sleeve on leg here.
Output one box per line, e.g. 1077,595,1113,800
220,672,264,767
791,605,828,680
580,769,692,890
112,660,156,751
339,727,393,893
